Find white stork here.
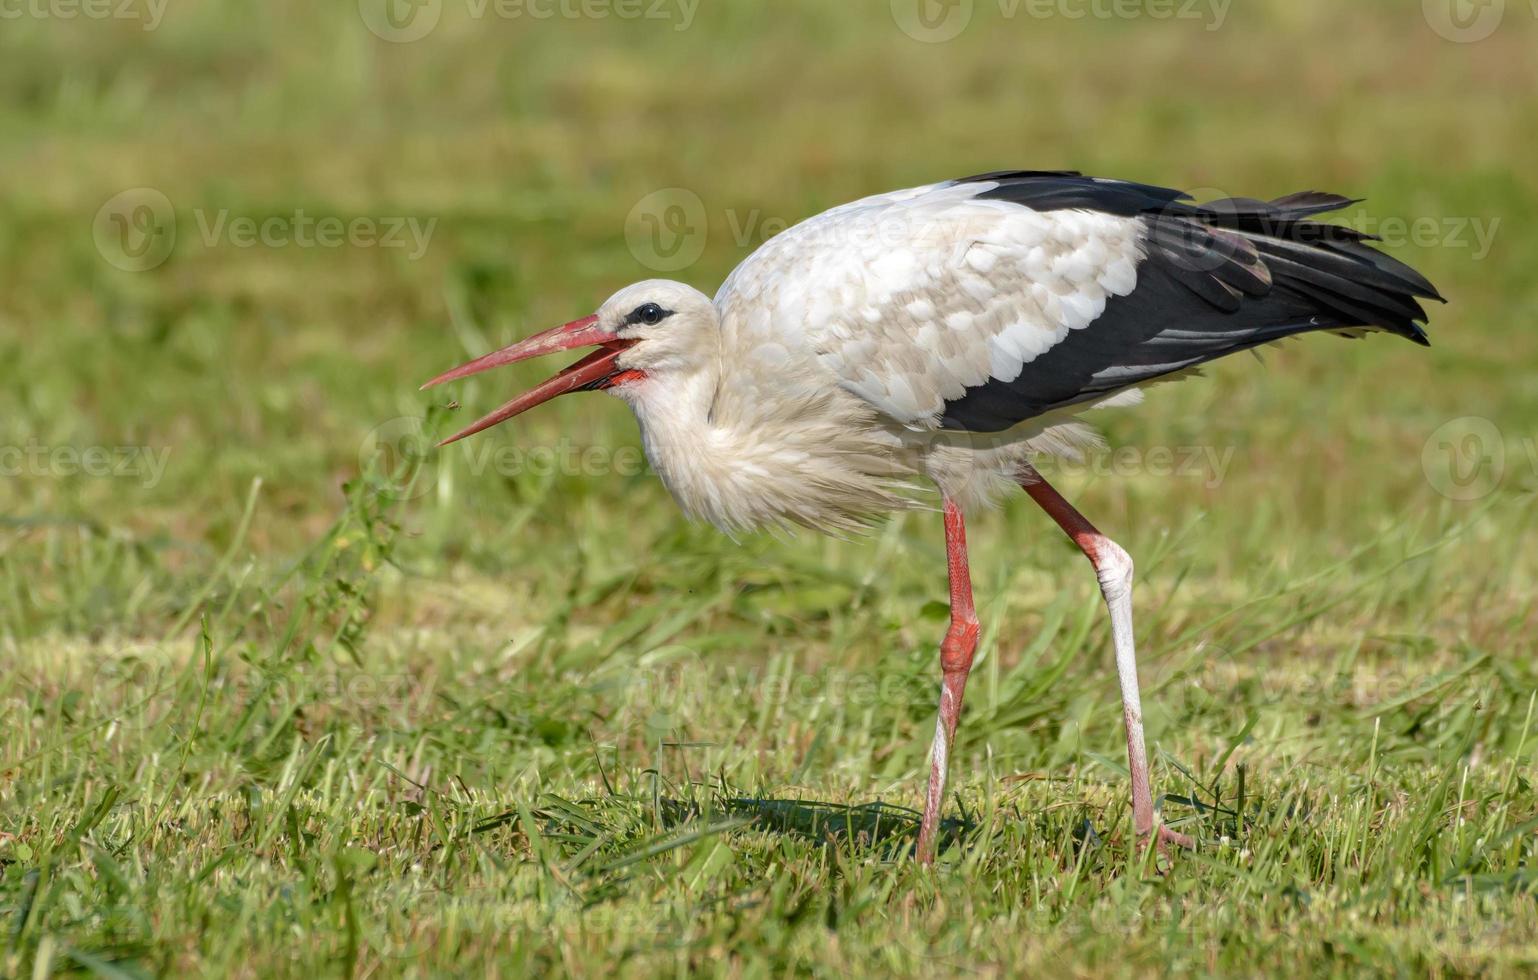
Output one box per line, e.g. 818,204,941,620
423,171,1442,862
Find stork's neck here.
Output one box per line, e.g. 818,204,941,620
617,366,735,525
616,363,914,535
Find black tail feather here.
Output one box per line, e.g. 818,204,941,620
1165,190,1444,346
940,173,1445,431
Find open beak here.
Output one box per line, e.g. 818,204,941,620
421,315,637,446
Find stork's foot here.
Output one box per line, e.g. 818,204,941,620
916,498,980,867
1139,824,1196,855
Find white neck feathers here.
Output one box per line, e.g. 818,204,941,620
617,368,916,535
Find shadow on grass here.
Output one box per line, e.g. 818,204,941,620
709,797,972,860
467,794,976,861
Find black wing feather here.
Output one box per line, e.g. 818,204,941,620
940,172,1444,433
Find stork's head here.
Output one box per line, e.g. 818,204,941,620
422,279,717,446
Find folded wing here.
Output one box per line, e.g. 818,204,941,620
715,171,1442,434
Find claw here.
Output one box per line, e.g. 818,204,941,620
1140,824,1196,856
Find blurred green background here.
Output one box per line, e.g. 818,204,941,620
1,0,1535,975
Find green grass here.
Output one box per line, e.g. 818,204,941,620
3,0,1538,975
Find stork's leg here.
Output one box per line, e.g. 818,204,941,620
1018,467,1194,853
916,496,980,865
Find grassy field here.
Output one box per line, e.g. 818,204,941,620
2,0,1537,975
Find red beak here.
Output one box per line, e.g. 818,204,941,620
421,315,637,446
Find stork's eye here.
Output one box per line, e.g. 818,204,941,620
627,303,671,327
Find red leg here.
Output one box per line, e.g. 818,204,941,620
916,496,980,864
1018,467,1194,853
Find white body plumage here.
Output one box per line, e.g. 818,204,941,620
607,180,1153,532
